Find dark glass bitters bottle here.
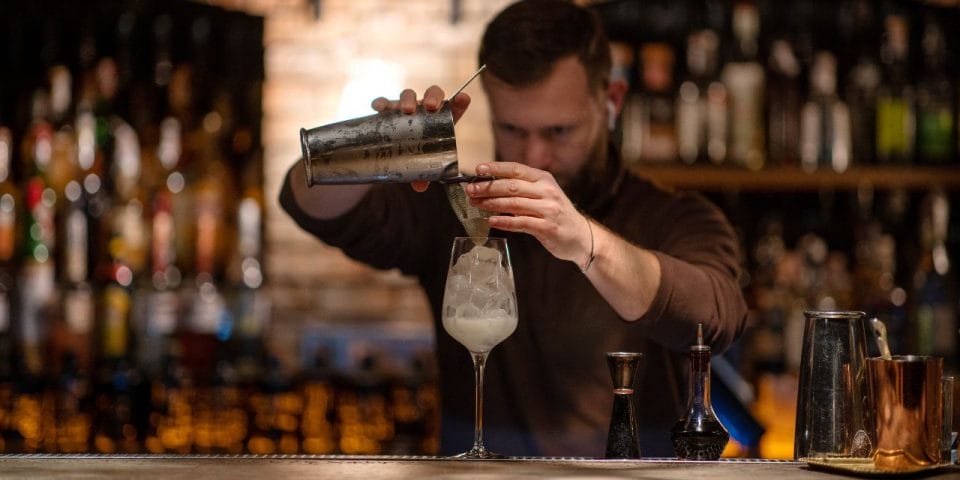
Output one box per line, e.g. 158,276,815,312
604,352,642,459
671,324,729,460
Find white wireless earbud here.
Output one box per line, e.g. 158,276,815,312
607,100,617,131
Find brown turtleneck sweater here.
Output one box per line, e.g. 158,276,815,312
279,164,747,457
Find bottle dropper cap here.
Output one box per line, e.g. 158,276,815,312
692,323,710,352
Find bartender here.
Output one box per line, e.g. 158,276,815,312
280,0,748,457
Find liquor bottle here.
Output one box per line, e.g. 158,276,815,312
91,233,141,454
844,0,881,165
135,117,183,380
0,126,20,360
854,218,908,355
166,66,199,279
912,191,957,368
48,64,94,382
0,126,20,453
914,18,955,165
134,23,186,383
747,217,788,373
676,29,728,166
46,65,78,197
74,74,111,282
180,96,237,380
671,324,729,460
92,116,143,457
721,1,765,170
18,91,57,380
875,14,915,165
800,52,852,173
110,123,148,277
228,178,270,387
11,92,59,453
49,178,95,377
765,39,802,167
635,42,678,164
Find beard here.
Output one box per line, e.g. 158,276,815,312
559,130,617,210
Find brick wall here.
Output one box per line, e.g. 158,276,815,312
201,0,513,366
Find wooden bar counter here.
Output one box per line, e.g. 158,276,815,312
1,455,958,479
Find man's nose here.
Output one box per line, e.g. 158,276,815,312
523,136,551,169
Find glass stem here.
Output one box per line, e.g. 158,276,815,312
471,351,489,452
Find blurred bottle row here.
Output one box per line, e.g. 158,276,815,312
726,186,958,458
736,187,958,377
0,0,442,456
605,0,960,170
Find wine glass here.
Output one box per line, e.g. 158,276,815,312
442,236,518,459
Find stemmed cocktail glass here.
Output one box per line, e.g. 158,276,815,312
442,237,518,459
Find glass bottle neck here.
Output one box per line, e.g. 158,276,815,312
687,349,712,410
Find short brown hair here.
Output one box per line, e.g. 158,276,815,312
479,0,611,92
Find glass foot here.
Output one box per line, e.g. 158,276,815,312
452,446,505,459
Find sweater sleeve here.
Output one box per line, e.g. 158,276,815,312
635,192,748,354
278,165,447,277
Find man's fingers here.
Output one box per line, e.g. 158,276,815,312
423,85,446,111
450,92,471,123
475,161,543,182
371,97,395,112
470,196,550,218
466,178,544,200
398,89,418,113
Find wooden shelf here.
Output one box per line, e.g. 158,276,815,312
633,165,960,192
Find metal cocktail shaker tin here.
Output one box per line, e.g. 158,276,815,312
795,310,873,460
299,103,460,186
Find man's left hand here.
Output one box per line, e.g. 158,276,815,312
465,162,592,268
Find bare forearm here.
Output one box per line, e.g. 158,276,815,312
580,219,746,352
582,219,662,321
286,161,370,220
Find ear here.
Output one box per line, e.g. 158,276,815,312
605,78,629,115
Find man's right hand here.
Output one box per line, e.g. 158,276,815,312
371,85,471,122
286,84,475,218
372,85,473,193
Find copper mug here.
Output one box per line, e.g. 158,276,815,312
867,355,943,471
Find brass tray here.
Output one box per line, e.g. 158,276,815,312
801,457,958,477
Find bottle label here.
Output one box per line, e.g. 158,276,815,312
102,285,131,358
705,82,728,165
65,208,89,283
117,202,147,272
675,82,702,164
64,285,94,334
917,108,953,161
722,62,765,170
19,262,55,344
190,286,225,334
876,95,914,161
147,291,178,336
0,193,15,262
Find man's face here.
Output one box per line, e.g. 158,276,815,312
482,56,607,189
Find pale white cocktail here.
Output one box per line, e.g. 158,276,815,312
441,237,518,459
